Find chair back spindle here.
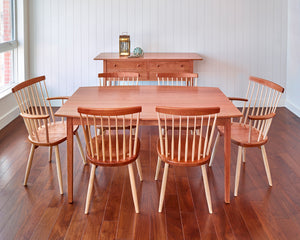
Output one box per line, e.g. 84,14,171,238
98,72,139,86
157,73,198,86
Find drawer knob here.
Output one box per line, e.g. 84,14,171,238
180,64,184,68
114,64,117,67
157,64,160,68
137,64,141,67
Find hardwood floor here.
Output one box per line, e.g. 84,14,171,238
0,107,300,239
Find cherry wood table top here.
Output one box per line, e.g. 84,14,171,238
94,52,203,61
56,85,241,204
56,86,241,124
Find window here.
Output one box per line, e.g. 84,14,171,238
0,0,17,94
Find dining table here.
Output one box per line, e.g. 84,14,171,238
55,85,242,204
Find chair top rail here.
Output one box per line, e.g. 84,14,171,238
156,106,220,116
249,76,284,93
12,76,46,93
78,106,142,116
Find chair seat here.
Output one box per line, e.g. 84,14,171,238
157,135,211,166
218,122,268,147
28,121,79,146
87,135,140,166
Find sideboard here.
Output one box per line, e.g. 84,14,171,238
94,53,203,80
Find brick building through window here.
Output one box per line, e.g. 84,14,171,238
0,0,14,90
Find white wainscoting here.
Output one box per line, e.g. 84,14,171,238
28,0,287,105
0,93,20,130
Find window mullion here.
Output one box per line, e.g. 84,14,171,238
0,40,18,53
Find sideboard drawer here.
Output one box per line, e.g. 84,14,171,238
137,72,148,80
107,61,146,72
149,61,193,73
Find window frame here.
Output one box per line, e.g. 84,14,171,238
0,0,18,98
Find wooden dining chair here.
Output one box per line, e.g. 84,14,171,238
156,106,220,213
97,72,142,178
98,72,139,86
157,73,198,86
209,76,284,196
78,106,143,214
12,76,85,195
154,73,199,180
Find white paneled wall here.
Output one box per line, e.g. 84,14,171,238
286,0,300,117
28,0,287,102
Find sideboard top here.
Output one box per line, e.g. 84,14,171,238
94,52,203,61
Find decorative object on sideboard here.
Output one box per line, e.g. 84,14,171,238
119,33,130,56
128,47,144,58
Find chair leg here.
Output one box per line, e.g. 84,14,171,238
128,163,139,213
234,146,243,197
155,128,165,180
85,164,96,214
135,157,143,181
49,146,52,162
155,156,162,180
54,146,63,195
75,131,86,164
209,132,220,167
201,165,212,214
158,163,169,213
242,147,246,163
24,144,36,186
261,145,272,186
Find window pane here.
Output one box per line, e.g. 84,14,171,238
0,50,13,90
0,0,13,43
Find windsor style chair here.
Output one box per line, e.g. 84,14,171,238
209,76,284,196
98,72,139,86
12,76,85,194
154,72,199,181
156,106,220,213
78,106,143,214
97,72,142,177
156,72,198,86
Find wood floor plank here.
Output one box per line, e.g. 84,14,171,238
99,220,118,240
103,167,126,222
13,189,55,240
235,196,269,240
29,194,64,240
175,171,195,212
47,199,74,239
223,202,252,239
181,211,201,239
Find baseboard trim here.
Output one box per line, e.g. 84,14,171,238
0,106,20,130
285,100,300,118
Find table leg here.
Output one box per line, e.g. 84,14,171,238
67,117,74,203
224,119,231,203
